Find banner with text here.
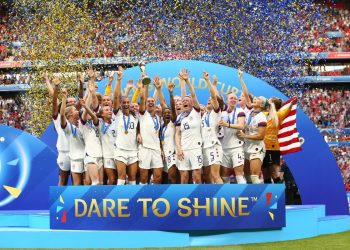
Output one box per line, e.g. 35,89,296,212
50,184,285,231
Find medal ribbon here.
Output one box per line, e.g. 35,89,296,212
123,114,131,133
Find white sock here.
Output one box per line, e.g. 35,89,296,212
139,182,148,185
250,175,260,184
128,180,136,185
91,181,99,186
236,175,247,184
222,176,230,184
117,179,126,185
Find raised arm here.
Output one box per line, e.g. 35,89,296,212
52,76,60,118
124,80,134,98
203,71,219,110
139,79,146,114
153,75,167,110
238,69,252,108
80,98,99,126
113,67,123,110
166,81,176,122
87,65,99,110
179,72,187,98
60,88,68,128
104,73,114,97
181,69,200,109
75,72,85,111
44,71,54,97
268,100,279,128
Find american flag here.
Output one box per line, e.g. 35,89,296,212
278,97,302,155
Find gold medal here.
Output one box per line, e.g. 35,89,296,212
161,141,165,145
208,128,211,132
155,130,158,134
124,130,128,134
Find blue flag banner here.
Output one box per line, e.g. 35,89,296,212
50,184,285,231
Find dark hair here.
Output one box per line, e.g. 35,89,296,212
271,97,282,111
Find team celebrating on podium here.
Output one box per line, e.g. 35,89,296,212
49,66,290,186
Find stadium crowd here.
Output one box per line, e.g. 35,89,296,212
0,94,29,130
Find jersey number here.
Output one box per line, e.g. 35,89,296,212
197,155,203,164
129,122,135,129
183,122,190,130
210,152,215,162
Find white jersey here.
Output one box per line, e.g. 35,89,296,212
161,120,175,157
63,121,85,160
97,117,117,158
220,107,246,149
201,108,221,148
244,111,267,154
176,108,202,150
139,111,161,151
81,119,103,158
114,109,138,151
53,115,70,152
243,106,253,117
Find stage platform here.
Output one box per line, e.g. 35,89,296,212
0,205,349,248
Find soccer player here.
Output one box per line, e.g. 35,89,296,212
262,97,291,184
59,89,85,185
113,67,139,185
218,92,246,184
237,96,267,184
97,104,117,184
138,75,163,184
155,78,178,184
175,69,203,184
80,72,104,186
238,69,254,116
201,71,223,184
51,76,70,186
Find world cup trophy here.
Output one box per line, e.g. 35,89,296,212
138,61,151,85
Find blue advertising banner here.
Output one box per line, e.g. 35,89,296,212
50,184,285,231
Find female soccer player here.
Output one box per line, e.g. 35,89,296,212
138,75,163,184
175,69,203,184
218,92,246,184
202,71,223,184
97,105,117,184
154,77,177,184
59,88,85,185
113,67,139,185
80,72,104,186
237,96,267,184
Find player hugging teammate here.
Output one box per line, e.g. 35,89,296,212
48,66,286,186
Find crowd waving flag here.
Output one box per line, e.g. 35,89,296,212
278,97,302,155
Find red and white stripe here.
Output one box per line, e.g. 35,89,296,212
278,97,301,155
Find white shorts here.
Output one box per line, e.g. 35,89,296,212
114,148,138,166
103,158,116,170
177,148,203,171
139,145,163,169
163,153,177,172
222,147,245,168
57,151,70,171
203,144,223,166
245,150,265,163
70,159,84,173
85,155,103,170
